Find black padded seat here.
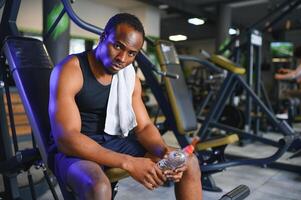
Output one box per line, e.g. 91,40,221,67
155,40,198,134
3,36,55,170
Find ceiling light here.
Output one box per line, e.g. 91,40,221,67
159,4,169,10
229,28,237,35
169,34,187,42
188,18,205,26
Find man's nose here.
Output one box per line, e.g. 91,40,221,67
116,51,127,63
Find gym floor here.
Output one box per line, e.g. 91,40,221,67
1,130,300,200
37,130,301,200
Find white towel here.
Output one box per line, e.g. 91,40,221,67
104,64,137,137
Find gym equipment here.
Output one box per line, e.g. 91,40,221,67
245,29,262,135
219,185,250,200
179,54,225,118
225,29,274,136
282,97,300,124
139,41,238,192
217,1,301,135
178,55,246,130
138,39,294,191
196,48,301,173
2,37,63,199
0,1,60,199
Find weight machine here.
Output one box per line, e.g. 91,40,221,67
0,1,59,199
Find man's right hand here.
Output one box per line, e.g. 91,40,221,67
123,157,166,190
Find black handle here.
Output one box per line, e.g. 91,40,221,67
158,71,179,79
152,66,179,79
219,185,250,200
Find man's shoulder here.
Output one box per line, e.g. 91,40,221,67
61,54,79,66
54,54,80,71
50,54,83,93
51,54,82,79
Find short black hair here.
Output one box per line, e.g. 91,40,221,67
294,46,301,59
104,13,145,39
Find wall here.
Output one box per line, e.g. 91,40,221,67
16,0,43,34
176,38,216,61
1,0,160,39
122,6,160,37
71,1,119,39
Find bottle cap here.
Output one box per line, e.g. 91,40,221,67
183,136,199,154
183,145,194,154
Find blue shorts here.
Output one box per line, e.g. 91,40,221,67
54,133,147,188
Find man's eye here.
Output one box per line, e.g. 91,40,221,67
129,52,136,57
114,44,121,49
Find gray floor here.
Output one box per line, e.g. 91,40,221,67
36,162,301,200
1,131,301,200
115,165,301,200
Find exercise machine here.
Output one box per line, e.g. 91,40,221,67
138,39,294,191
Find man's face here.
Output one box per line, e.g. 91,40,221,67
99,23,144,74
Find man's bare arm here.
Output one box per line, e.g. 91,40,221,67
132,76,169,158
49,56,133,169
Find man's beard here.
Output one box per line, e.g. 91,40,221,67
103,65,117,75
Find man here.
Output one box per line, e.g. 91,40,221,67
274,46,301,119
49,13,202,200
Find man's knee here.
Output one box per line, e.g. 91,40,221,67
66,160,112,198
79,170,112,200
187,154,201,175
84,175,112,196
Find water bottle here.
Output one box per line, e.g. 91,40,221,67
157,137,198,171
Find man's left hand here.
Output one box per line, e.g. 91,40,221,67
163,164,187,182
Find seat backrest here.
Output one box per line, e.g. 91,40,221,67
155,40,198,134
3,36,54,170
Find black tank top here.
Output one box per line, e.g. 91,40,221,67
75,52,111,136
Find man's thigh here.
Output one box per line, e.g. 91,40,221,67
101,133,147,157
54,133,147,189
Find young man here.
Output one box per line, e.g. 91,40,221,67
49,13,202,200
274,46,301,119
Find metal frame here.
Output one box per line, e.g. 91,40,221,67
196,58,300,172
0,1,22,199
0,1,59,199
198,72,295,139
